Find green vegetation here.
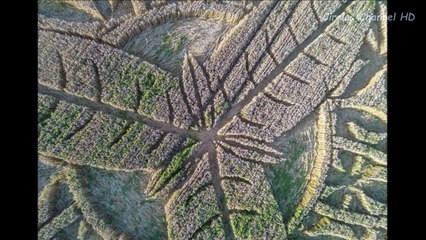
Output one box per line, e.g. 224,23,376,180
152,138,197,191
38,105,52,124
231,205,281,239
231,213,253,239
38,95,59,136
38,103,86,149
107,60,178,114
156,33,187,57
214,101,229,116
38,1,387,238
82,116,127,166
133,65,177,114
292,206,304,223
108,65,142,108
203,110,212,128
140,71,167,113
268,137,307,221
367,0,376,8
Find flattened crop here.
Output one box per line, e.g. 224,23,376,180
38,1,387,239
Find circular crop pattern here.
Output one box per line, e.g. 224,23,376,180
38,1,387,239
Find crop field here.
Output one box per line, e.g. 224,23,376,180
38,0,387,239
